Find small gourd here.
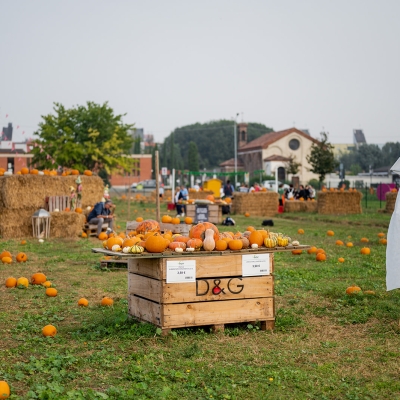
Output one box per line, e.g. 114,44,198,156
122,247,131,254
292,240,300,246
186,247,195,252
203,229,216,251
251,244,258,249
174,247,184,253
129,245,144,254
111,244,121,252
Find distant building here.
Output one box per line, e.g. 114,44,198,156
1,123,13,141
332,143,356,159
353,129,366,148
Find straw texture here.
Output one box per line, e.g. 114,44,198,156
231,192,278,216
50,212,86,238
317,191,362,215
385,192,397,214
284,201,318,213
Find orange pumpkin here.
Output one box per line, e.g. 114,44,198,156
78,298,89,307
360,247,371,255
171,217,181,225
187,238,203,250
161,215,172,223
307,246,317,254
136,217,144,222
327,230,334,236
16,252,28,262
101,297,114,306
174,236,190,244
189,222,219,241
1,256,12,264
346,285,361,295
228,239,243,251
106,236,123,250
84,170,92,176
46,288,58,297
291,249,302,255
297,229,304,234
30,168,39,175
98,232,108,240
316,253,326,261
338,257,345,263
75,207,83,214
71,169,80,175
335,240,344,246
64,207,70,212
5,277,17,288
81,232,88,238
20,240,27,245
123,237,140,247
184,217,193,224
168,242,187,251
246,226,255,232
206,194,215,202
0,250,11,260
0,381,10,398
244,212,250,217
360,238,369,243
21,167,29,175
249,231,263,247
31,273,47,285
136,219,160,234
145,234,168,253
215,239,228,251
377,232,385,238
379,238,387,245
42,324,57,337
346,242,354,247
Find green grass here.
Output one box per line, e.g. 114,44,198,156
0,198,399,399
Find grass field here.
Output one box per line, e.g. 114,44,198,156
0,198,399,399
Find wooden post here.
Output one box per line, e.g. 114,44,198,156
127,172,131,222
155,150,160,223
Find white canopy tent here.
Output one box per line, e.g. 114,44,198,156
386,157,400,291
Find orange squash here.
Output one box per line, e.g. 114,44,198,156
16,252,28,262
1,256,12,264
338,257,345,263
327,230,335,236
244,212,250,217
307,246,317,254
228,239,243,251
0,380,10,398
161,215,172,223
78,298,89,307
189,222,219,241
297,229,304,234
292,249,302,255
184,217,193,224
84,170,92,176
136,219,160,234
145,234,168,253
21,167,29,175
346,285,361,295
379,238,387,245
71,169,80,175
335,240,344,246
249,231,263,247
136,217,144,222
171,217,181,225
174,236,190,244
46,288,58,297
31,273,47,285
98,232,108,240
360,247,371,255
360,237,369,243
0,250,11,260
168,242,187,251
187,238,203,250
316,253,326,261
377,232,385,238
42,324,57,337
101,297,114,306
215,239,228,251
5,277,17,288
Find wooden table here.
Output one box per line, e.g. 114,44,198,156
92,245,310,335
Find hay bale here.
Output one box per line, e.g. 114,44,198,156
188,190,215,200
284,201,318,213
317,191,362,215
231,192,278,216
50,212,86,238
0,175,104,211
385,192,397,213
0,175,103,239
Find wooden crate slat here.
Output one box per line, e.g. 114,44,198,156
129,295,163,326
129,273,273,303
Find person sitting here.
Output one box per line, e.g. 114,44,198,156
285,185,295,199
254,183,261,192
87,200,115,236
296,185,308,200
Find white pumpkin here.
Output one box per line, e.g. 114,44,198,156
251,244,258,249
122,246,131,254
292,240,300,246
111,244,121,252
186,247,195,252
38,171,44,175
54,208,60,212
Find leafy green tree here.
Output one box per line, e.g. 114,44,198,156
31,102,135,176
355,144,382,171
306,132,337,183
285,154,301,176
188,141,199,171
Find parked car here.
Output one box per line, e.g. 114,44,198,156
262,180,290,191
130,179,157,192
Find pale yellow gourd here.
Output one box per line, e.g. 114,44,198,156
203,229,216,251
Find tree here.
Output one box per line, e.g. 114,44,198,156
306,132,337,183
187,141,199,171
285,154,301,176
31,102,135,176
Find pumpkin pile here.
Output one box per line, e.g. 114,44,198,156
1,250,28,264
101,220,299,254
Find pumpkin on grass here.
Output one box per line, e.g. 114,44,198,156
335,240,344,246
101,297,114,306
377,232,385,238
307,246,317,254
316,253,326,261
1,256,12,264
16,252,28,262
5,277,17,288
360,247,371,255
346,242,354,247
0,380,10,398
42,281,52,288
31,273,47,285
244,212,250,217
42,324,57,337
0,250,11,260
17,277,29,288
292,249,302,255
46,288,58,297
379,238,387,245
297,229,304,234
20,240,27,245
327,230,335,236
338,257,345,263
346,285,361,295
360,237,369,243
78,298,89,307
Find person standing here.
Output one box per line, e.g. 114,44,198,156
223,180,235,198
87,200,115,236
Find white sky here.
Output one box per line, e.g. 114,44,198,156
1,0,399,144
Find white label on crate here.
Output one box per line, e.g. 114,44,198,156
166,260,196,283
242,254,270,276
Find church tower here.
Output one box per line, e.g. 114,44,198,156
237,123,248,148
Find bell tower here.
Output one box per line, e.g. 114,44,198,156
237,123,248,148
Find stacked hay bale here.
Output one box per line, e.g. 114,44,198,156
284,201,318,213
317,191,362,215
0,175,104,238
50,212,87,238
385,192,397,213
232,192,278,216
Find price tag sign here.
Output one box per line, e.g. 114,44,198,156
166,260,196,283
242,254,270,277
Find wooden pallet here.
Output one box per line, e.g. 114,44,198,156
127,252,276,335
100,258,128,269
186,204,223,224
46,196,70,212
85,223,109,237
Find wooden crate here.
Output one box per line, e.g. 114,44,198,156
128,252,275,334
186,204,222,224
126,221,192,235
46,196,70,212
85,222,109,237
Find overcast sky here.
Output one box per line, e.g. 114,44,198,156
1,0,399,145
